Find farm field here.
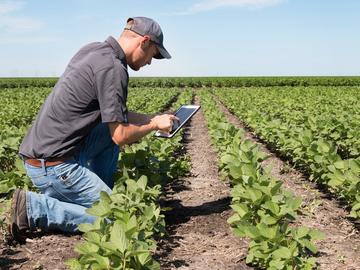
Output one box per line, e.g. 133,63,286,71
0,77,359,270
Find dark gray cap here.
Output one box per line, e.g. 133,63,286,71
124,17,171,59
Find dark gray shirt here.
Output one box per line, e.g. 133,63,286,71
19,36,129,159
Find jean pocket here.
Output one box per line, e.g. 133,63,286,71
25,163,47,180
32,176,51,190
54,162,80,186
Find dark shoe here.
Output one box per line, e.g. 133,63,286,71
7,189,29,244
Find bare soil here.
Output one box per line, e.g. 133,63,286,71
156,97,251,269
215,95,360,270
1,93,359,270
0,96,251,270
0,232,81,270
155,97,251,270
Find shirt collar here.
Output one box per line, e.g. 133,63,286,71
105,36,127,67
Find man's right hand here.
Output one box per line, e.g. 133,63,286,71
109,114,179,146
150,114,180,134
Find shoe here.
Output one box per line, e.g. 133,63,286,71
7,189,29,244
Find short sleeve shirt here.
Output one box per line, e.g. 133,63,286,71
19,36,129,159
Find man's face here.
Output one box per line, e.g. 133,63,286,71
129,39,159,71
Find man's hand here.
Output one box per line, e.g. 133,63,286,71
150,114,180,134
109,113,180,146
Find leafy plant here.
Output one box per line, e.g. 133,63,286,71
199,90,323,269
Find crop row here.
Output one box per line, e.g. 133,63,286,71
2,76,360,89
199,90,323,270
0,86,191,269
215,87,360,158
0,88,180,195
67,89,193,269
214,87,360,219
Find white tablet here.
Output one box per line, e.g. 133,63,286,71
154,105,201,138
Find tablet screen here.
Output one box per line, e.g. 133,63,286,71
155,105,200,138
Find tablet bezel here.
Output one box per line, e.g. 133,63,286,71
154,105,201,138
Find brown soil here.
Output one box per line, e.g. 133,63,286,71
0,95,251,270
0,232,81,269
2,93,359,270
215,95,360,270
155,97,251,269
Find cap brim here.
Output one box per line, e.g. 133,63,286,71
154,44,171,59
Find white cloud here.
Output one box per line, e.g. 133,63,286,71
171,0,284,15
0,1,25,14
0,0,42,31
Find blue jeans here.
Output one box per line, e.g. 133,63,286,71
24,123,120,233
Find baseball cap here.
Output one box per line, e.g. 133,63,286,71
124,17,171,59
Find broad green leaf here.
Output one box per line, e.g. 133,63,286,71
295,226,309,239
77,223,95,233
65,258,82,270
86,200,111,217
269,259,285,269
231,204,248,217
227,214,241,224
272,246,292,259
84,231,101,244
137,251,151,265
264,201,280,215
334,161,345,170
74,242,99,254
110,221,128,253
99,191,111,204
262,215,278,225
137,175,148,191
257,223,277,239
302,239,318,254
244,226,260,239
247,189,262,202
220,154,236,165
90,254,110,269
327,178,343,187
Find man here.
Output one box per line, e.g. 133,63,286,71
8,17,178,243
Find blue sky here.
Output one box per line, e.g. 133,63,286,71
0,0,359,77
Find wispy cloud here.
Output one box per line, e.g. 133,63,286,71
169,0,284,15
0,0,42,31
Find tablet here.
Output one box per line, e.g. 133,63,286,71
154,105,201,138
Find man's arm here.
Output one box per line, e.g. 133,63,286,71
127,111,154,125
108,114,179,146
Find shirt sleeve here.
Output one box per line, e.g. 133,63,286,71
95,65,128,123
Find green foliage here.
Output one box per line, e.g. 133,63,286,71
67,89,193,269
2,77,360,90
66,177,163,270
215,87,360,218
0,85,192,269
0,87,180,196
113,76,360,88
199,90,323,269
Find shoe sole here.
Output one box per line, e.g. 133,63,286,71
8,189,27,244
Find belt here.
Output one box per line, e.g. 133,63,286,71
24,157,70,168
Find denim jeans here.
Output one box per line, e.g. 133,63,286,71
24,122,120,232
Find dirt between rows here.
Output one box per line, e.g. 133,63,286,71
155,97,251,269
0,232,81,269
0,95,251,269
1,92,359,269
214,95,360,270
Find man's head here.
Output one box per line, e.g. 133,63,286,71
118,17,171,71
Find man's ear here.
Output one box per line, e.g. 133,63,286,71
140,35,151,47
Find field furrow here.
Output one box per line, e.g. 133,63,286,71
156,97,250,270
214,94,360,269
